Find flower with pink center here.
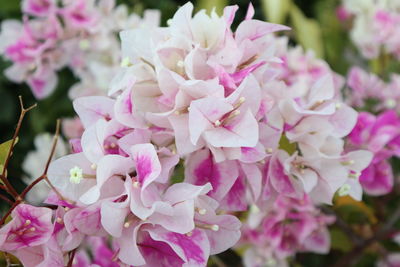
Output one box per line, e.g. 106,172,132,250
0,204,54,251
241,195,334,265
347,110,400,196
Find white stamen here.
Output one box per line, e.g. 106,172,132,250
24,220,31,226
133,181,140,188
91,163,97,170
211,224,219,231
338,184,351,196
124,222,130,228
29,227,36,232
120,56,131,67
177,60,185,68
166,19,172,26
341,160,355,166
335,103,342,109
56,217,63,224
266,148,273,153
186,231,193,237
250,204,260,214
232,110,240,116
349,172,361,179
238,97,246,104
197,208,206,215
214,120,221,127
69,166,83,184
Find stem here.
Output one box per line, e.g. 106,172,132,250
0,96,37,199
41,119,60,176
0,194,13,205
0,119,61,226
320,206,363,246
0,201,21,226
332,205,400,267
67,249,77,267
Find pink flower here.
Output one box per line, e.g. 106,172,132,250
241,195,334,262
0,204,54,251
22,0,57,17
347,110,400,196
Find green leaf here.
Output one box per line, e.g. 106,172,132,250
196,0,228,15
335,196,377,224
261,0,292,24
279,135,297,155
170,161,184,184
289,5,324,58
330,227,353,252
0,138,18,178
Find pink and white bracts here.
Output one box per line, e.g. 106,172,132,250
0,2,373,266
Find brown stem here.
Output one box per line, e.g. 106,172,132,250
0,119,61,226
320,206,363,246
0,201,22,226
0,194,13,205
0,96,37,199
41,119,60,176
67,249,77,267
332,205,400,267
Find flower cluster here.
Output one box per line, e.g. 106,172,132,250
0,0,159,99
241,196,335,267
347,110,400,196
346,66,400,113
339,0,400,59
0,2,375,266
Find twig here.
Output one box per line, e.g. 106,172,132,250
332,205,400,267
0,119,60,226
0,96,37,199
67,249,77,267
44,175,65,201
41,119,60,176
0,194,13,205
320,206,363,246
0,201,22,226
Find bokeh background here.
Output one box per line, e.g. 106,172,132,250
1,1,399,266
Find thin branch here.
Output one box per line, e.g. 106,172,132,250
332,205,400,267
19,175,46,200
67,249,77,267
0,194,13,205
320,206,363,246
41,119,60,176
0,119,60,226
0,96,37,199
0,201,21,226
44,175,65,201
